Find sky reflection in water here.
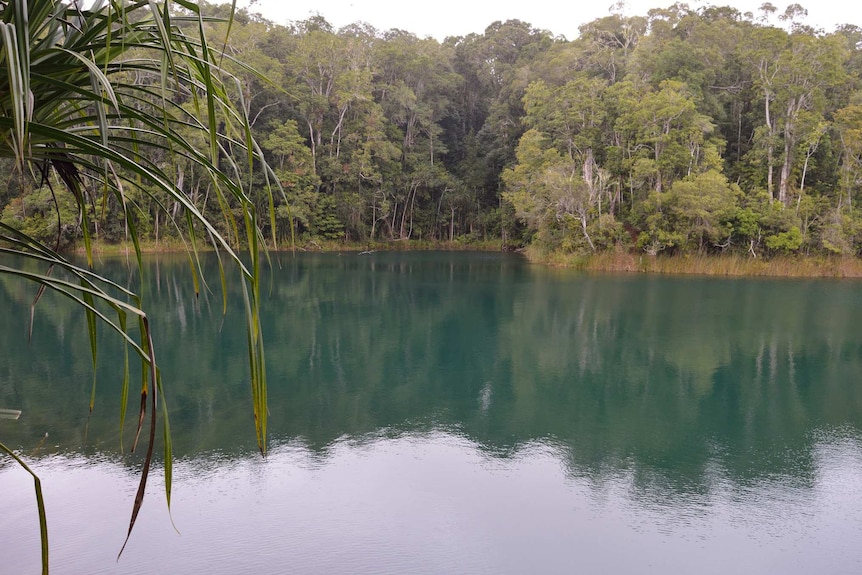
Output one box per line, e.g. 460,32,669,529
3,431,862,574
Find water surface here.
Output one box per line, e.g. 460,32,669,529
2,252,862,573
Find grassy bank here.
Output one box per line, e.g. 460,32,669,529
71,237,505,256
68,237,195,256
532,248,862,278
73,239,862,278
291,238,506,252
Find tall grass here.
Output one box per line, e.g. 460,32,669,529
531,248,862,278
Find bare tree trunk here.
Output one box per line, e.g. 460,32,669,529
370,195,377,240
800,159,810,194
408,184,418,239
450,206,455,242
330,105,349,158
306,120,317,175
778,102,795,205
778,136,792,205
580,212,596,252
583,147,596,198
764,88,775,200
400,193,409,239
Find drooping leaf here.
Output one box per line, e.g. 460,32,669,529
0,441,49,575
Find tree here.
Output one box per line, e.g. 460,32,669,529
743,28,848,204
774,34,847,204
637,169,740,253
503,128,603,252
0,1,276,570
615,80,718,195
260,119,320,240
834,96,862,210
376,31,459,239
523,76,607,201
575,13,646,83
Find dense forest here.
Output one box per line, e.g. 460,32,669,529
4,1,862,257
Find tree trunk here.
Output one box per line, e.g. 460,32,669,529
370,195,377,240
778,101,796,205
764,90,775,200
582,147,595,197
450,206,455,242
306,120,317,175
580,212,596,252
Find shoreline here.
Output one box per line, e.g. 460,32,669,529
71,240,862,279
528,248,862,279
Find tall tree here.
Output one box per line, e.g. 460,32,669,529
523,76,609,211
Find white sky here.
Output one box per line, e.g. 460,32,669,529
240,0,861,40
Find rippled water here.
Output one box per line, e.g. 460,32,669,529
2,252,862,574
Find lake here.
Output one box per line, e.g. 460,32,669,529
2,251,862,574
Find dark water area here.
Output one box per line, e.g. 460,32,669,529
2,251,862,574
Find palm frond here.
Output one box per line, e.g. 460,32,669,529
0,1,276,569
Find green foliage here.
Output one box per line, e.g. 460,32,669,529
765,226,803,252
634,170,739,253
311,194,345,240
1,183,78,249
4,1,862,259
731,206,763,254
502,129,604,252
589,214,629,251
816,207,862,255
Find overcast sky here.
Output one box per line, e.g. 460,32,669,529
239,0,860,40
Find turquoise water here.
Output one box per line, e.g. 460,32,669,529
2,251,862,573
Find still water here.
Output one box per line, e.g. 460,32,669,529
2,251,862,574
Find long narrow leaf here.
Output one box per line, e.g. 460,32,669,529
118,311,130,451
83,289,98,413
1,0,276,561
119,316,159,559
0,441,49,575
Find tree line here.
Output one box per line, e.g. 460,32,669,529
4,2,862,257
